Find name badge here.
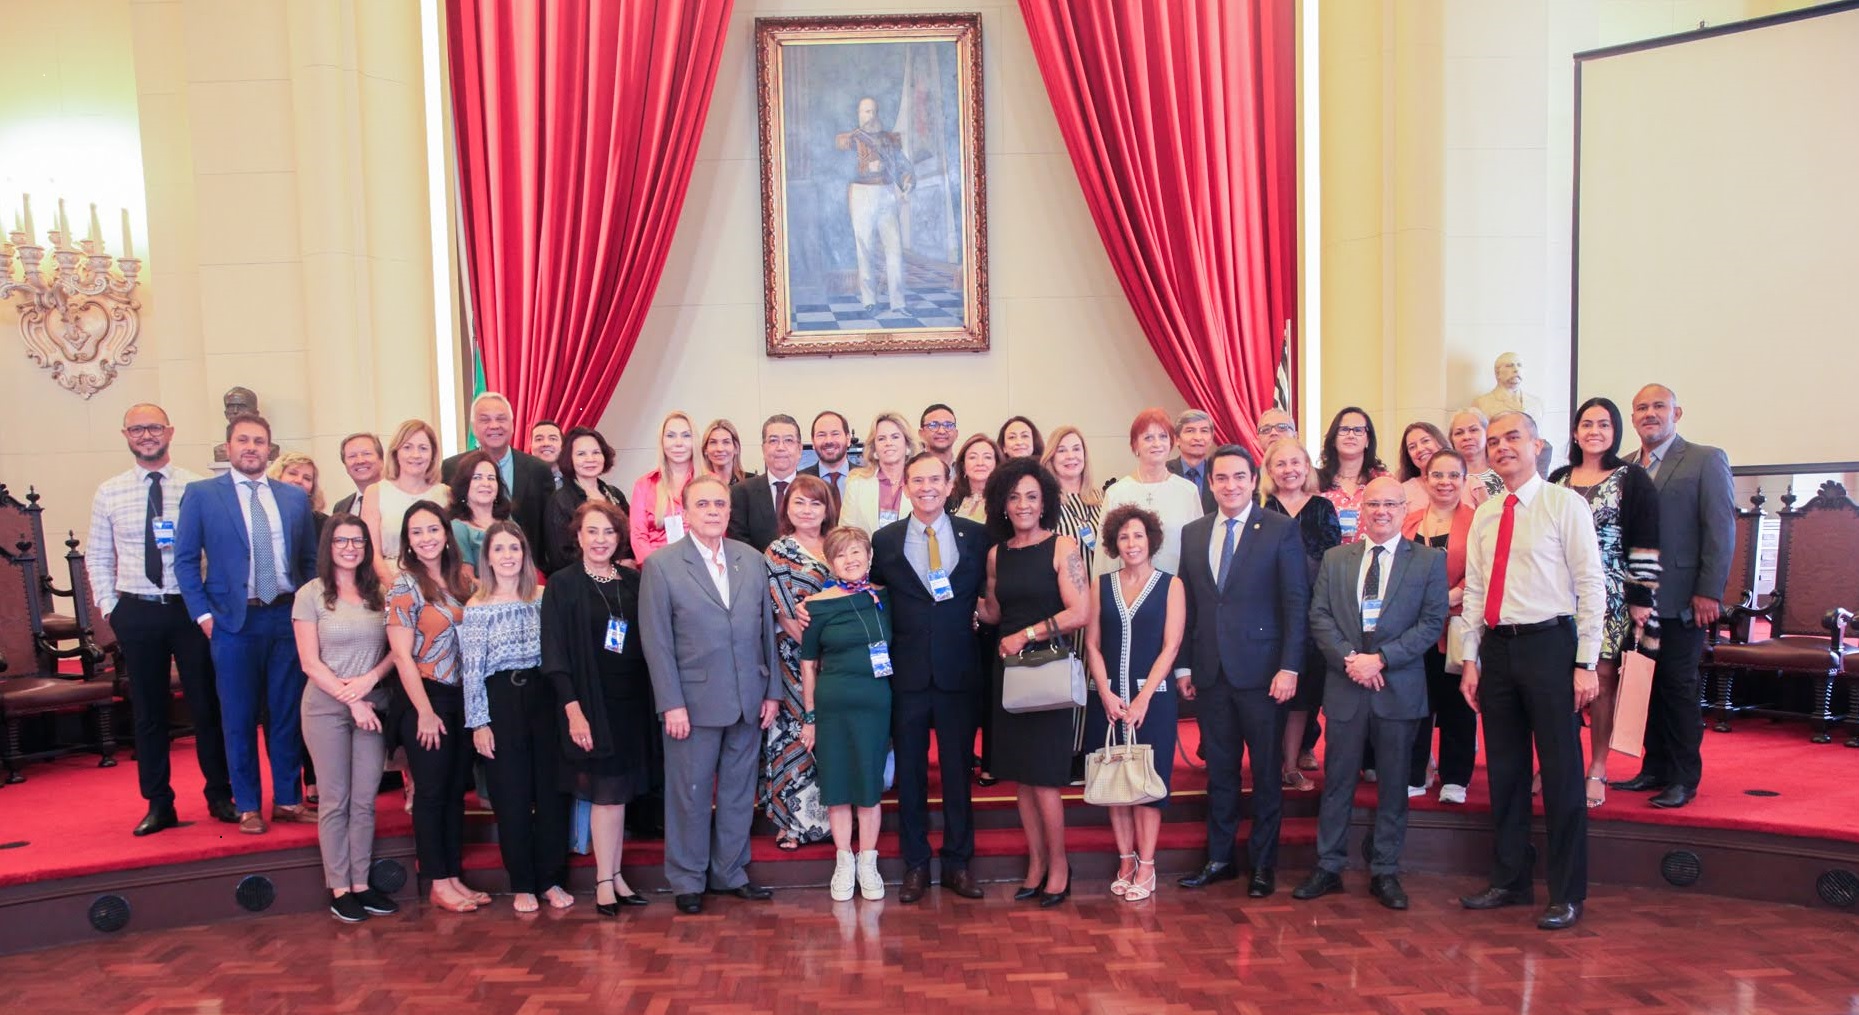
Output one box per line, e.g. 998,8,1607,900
1077,525,1096,552
926,567,954,602
877,510,899,526
1362,598,1383,633
1339,508,1359,539
604,617,628,654
868,641,894,678
152,518,176,550
663,514,686,543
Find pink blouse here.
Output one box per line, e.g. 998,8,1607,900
629,469,690,561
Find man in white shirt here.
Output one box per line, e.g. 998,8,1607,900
87,403,235,835
639,475,782,915
330,432,382,517
1457,411,1606,930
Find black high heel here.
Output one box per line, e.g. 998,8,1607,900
1039,865,1072,908
596,876,621,917
1013,874,1048,902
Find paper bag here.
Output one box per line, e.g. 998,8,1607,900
1609,648,1656,757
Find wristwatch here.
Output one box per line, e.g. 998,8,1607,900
1577,662,1597,671
802,711,817,725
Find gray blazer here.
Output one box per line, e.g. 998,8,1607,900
1633,434,1734,620
1307,538,1450,723
638,536,780,728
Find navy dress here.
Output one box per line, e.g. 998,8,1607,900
1083,570,1178,807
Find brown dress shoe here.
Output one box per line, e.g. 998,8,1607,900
899,867,930,904
238,811,268,835
943,868,986,899
272,804,315,824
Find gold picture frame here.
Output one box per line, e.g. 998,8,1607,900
756,13,988,357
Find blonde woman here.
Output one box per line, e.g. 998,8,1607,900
628,411,697,561
271,451,328,534
361,419,448,569
1041,425,1104,568
840,412,917,534
701,418,747,485
1259,438,1342,787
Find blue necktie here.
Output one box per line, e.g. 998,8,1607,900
245,480,280,604
1186,465,1203,492
1217,516,1238,586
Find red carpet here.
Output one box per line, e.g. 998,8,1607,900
1,720,1853,888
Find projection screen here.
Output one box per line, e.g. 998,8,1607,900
1573,2,1859,471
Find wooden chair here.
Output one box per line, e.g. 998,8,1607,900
1702,491,1768,732
1710,481,1859,744
0,540,118,783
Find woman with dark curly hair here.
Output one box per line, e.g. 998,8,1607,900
977,457,1093,906
1082,504,1185,902
543,426,632,573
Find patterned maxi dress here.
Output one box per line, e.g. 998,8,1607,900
760,536,832,844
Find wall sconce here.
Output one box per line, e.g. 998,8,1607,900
1,195,143,399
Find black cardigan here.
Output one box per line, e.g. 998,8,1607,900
542,480,633,574
540,563,649,761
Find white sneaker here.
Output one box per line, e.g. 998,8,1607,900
830,850,856,902
1439,784,1467,805
1407,784,1427,798
856,850,885,900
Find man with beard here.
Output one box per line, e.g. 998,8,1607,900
530,419,565,491
87,403,236,835
175,412,320,834
801,410,853,500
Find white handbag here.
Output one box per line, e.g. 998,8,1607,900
1084,722,1167,807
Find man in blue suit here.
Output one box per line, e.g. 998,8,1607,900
1175,444,1309,897
869,452,990,903
175,413,320,834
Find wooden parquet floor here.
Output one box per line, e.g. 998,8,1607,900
3,873,1854,1014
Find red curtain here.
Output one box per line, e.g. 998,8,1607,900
1019,0,1296,456
447,0,733,432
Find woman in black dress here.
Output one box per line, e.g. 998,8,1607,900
1259,437,1342,788
977,458,1093,907
543,426,633,573
542,500,654,914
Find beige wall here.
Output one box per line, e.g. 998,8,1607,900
1,0,439,549
1318,0,1821,461
595,0,1182,484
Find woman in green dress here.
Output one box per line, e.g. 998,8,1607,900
799,525,894,903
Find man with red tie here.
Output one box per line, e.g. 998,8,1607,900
1457,411,1605,931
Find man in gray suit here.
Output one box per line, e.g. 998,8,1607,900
639,475,782,914
1611,384,1734,809
1294,476,1450,910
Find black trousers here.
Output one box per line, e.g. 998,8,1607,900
483,669,570,894
1478,620,1587,905
111,596,231,809
892,686,977,871
1640,621,1705,791
1198,674,1282,869
401,681,470,879
1409,646,1479,788
972,624,999,770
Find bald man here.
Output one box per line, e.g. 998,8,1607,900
88,403,235,835
442,391,555,558
1610,384,1733,809
1296,477,1450,911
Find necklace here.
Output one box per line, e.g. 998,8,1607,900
584,563,619,584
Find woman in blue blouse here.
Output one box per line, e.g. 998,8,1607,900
462,520,570,914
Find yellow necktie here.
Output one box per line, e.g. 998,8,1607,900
926,525,942,572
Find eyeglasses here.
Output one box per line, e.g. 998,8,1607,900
921,421,957,432
1362,500,1405,511
1336,425,1369,437
330,536,368,548
124,424,168,437
1257,422,1296,437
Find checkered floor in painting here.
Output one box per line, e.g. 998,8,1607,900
791,287,965,331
